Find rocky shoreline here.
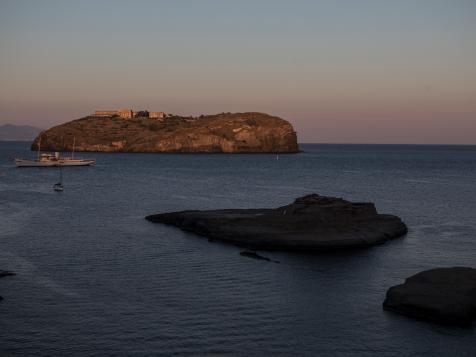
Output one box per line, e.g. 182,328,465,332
146,194,408,251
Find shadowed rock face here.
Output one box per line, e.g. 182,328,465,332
146,194,407,251
31,112,299,153
383,267,476,326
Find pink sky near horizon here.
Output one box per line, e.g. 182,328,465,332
1,0,475,144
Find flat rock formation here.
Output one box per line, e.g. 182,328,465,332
31,112,299,153
146,194,407,251
383,267,476,326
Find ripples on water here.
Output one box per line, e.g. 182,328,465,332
1,142,475,356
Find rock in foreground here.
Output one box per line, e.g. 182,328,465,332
146,194,407,251
31,112,299,153
383,267,476,326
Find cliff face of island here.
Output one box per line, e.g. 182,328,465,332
31,112,299,153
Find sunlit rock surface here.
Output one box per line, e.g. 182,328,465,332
31,112,299,153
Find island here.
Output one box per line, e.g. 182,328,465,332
146,194,407,251
31,110,299,153
383,267,476,326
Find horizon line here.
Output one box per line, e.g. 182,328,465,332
1,139,475,147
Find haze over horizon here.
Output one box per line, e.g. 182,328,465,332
1,0,475,144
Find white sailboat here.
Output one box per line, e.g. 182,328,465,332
15,136,96,167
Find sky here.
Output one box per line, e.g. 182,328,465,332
0,0,475,144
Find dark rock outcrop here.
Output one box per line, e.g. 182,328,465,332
383,267,476,326
0,270,15,301
240,251,279,263
146,194,407,251
0,270,15,278
31,112,299,153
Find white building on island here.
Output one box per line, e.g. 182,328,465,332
93,109,167,119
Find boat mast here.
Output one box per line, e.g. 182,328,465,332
72,136,76,159
37,136,41,161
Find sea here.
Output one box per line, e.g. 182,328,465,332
1,141,475,357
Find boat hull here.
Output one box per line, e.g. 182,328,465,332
15,159,96,167
58,159,96,166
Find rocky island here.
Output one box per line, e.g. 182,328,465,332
31,111,299,153
146,194,407,251
383,267,476,326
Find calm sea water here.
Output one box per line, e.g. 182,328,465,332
1,142,475,356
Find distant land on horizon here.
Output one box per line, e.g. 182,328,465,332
0,124,43,141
